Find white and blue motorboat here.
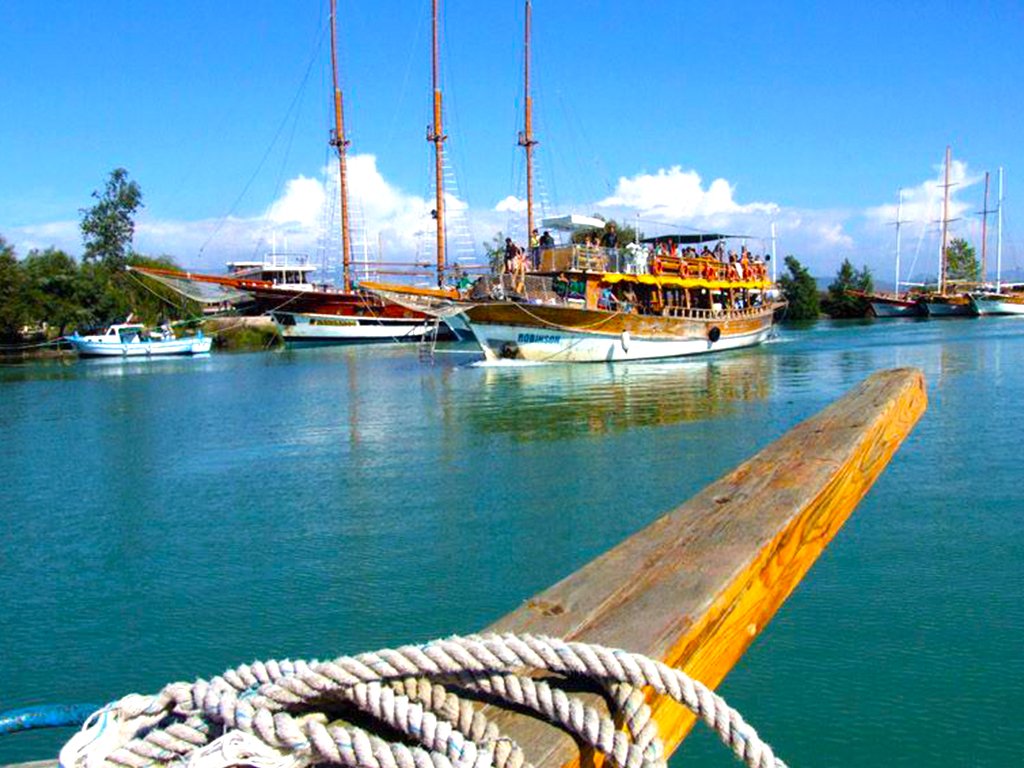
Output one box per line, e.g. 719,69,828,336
67,323,212,357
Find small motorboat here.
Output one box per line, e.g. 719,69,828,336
67,322,212,357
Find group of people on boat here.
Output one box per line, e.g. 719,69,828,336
648,243,769,281
498,226,770,285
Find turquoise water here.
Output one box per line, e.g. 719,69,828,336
1,319,1022,766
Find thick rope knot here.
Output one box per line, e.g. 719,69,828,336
58,634,786,768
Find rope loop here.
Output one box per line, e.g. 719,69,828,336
58,634,786,768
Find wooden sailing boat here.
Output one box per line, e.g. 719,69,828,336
365,2,782,362
457,1,781,362
131,1,439,347
917,146,973,317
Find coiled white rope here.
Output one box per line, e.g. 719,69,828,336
58,634,786,768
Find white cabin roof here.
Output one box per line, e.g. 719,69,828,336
540,214,607,232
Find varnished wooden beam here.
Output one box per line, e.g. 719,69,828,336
482,367,927,768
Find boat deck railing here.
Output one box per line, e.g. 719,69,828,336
661,304,770,320
534,245,770,281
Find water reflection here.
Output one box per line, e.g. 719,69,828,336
466,350,777,438
0,354,215,383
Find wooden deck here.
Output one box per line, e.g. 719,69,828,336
2,368,927,768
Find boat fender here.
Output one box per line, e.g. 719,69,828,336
708,326,721,343
620,330,630,352
500,342,520,360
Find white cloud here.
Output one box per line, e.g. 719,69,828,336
864,158,981,229
265,175,325,228
494,195,527,213
598,166,779,219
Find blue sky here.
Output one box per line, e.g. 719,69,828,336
2,0,1023,281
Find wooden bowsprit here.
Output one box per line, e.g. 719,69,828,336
480,367,927,767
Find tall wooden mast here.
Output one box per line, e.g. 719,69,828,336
938,145,951,295
329,0,353,292
427,0,447,286
517,0,538,244
979,170,991,284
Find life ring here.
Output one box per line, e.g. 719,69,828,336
703,264,716,281
652,257,662,276
708,326,721,343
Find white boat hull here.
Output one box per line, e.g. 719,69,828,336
69,336,213,357
466,320,774,363
969,294,1024,316
272,311,438,347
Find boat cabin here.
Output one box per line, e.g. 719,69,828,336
102,324,146,343
226,254,318,290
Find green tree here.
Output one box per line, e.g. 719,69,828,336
23,247,87,335
124,253,198,324
945,237,979,283
822,259,873,318
0,236,29,342
483,231,507,274
80,167,143,269
570,217,639,247
778,255,820,320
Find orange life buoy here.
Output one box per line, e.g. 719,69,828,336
652,257,662,275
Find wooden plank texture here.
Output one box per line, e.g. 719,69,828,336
2,368,926,768
481,367,926,768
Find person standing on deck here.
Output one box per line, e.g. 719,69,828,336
601,223,618,250
529,229,540,268
503,237,522,274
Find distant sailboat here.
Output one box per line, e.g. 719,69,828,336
969,168,1024,315
862,189,924,318
918,146,973,317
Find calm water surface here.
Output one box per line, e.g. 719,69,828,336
1,319,1022,766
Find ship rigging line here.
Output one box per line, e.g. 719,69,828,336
198,18,329,260
55,634,786,768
